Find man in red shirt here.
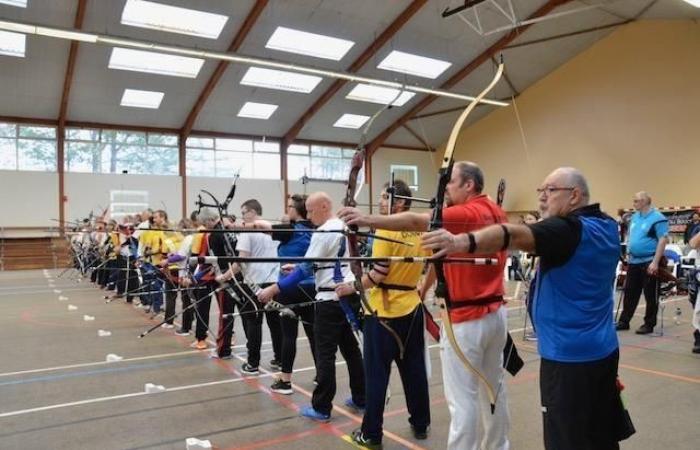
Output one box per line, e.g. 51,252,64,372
339,161,510,450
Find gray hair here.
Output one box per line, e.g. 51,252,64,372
455,161,484,193
197,207,219,223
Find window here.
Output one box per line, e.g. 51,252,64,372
377,50,452,79
110,190,149,221
265,26,354,61
390,164,418,191
287,144,354,181
108,47,204,78
186,137,280,179
65,128,178,175
121,0,229,39
0,122,56,171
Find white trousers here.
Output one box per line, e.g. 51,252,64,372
441,307,510,450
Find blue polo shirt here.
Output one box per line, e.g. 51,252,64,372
628,208,668,264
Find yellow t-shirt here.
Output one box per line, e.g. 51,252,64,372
367,229,429,318
108,232,120,259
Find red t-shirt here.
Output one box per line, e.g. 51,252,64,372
441,195,507,323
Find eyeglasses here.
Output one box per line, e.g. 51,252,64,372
536,186,575,196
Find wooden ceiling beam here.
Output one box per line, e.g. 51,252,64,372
281,0,429,147
366,0,574,157
58,0,88,129
180,0,269,138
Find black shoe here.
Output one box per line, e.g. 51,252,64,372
693,344,700,354
351,428,382,449
616,322,630,331
635,325,653,335
411,425,429,440
174,328,190,336
270,379,293,395
240,362,259,375
269,359,281,371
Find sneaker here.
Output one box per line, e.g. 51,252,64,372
190,340,208,350
411,425,429,440
344,397,365,412
209,352,232,360
692,344,700,354
524,332,538,341
300,405,330,423
615,322,630,331
174,328,190,336
270,379,293,395
240,362,260,375
351,428,382,449
269,359,281,371
161,323,174,329
635,325,653,335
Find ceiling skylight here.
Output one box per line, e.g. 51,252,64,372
0,30,25,57
377,50,452,79
240,67,322,94
0,0,27,7
265,26,354,61
121,0,228,39
108,47,204,78
333,114,370,129
681,0,700,7
346,84,415,107
238,102,278,120
120,89,164,109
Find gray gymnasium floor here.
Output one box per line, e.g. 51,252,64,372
0,269,697,450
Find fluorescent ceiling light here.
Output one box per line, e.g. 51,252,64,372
333,114,370,129
346,84,415,106
266,26,354,61
378,50,452,79
237,102,278,120
108,47,204,78
121,0,228,39
681,0,700,7
0,30,25,57
0,0,27,7
120,88,164,109
240,67,322,94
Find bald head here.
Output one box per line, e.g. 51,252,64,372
306,192,334,226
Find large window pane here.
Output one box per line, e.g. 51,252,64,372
66,128,100,141
253,153,280,179
216,151,252,178
17,139,56,171
0,137,17,169
186,137,214,148
288,154,310,180
18,125,55,139
255,141,279,153
0,123,16,138
288,144,309,155
311,145,342,158
187,149,215,176
310,156,349,180
148,133,177,146
66,141,103,172
217,138,252,152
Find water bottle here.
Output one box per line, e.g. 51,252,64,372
674,307,682,325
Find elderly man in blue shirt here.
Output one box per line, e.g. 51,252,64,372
616,191,669,334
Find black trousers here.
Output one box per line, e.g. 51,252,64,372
193,284,213,342
619,262,659,327
162,271,178,325
179,286,195,333
115,255,138,301
540,350,622,450
362,306,430,441
230,282,282,367
311,295,365,416
279,283,317,374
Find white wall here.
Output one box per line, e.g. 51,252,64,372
64,173,182,222
187,177,286,220
0,170,58,227
371,147,438,212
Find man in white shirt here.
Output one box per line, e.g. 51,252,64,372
258,192,365,422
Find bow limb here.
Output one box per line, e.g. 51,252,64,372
433,61,505,413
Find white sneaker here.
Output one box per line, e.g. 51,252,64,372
161,323,174,329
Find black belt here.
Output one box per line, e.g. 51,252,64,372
377,283,415,291
314,264,349,272
451,295,504,308
318,287,337,292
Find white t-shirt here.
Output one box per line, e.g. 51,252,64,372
236,232,279,284
305,217,354,300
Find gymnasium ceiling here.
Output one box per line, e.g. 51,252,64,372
0,0,698,151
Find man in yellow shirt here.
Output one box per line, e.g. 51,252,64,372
336,179,431,448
